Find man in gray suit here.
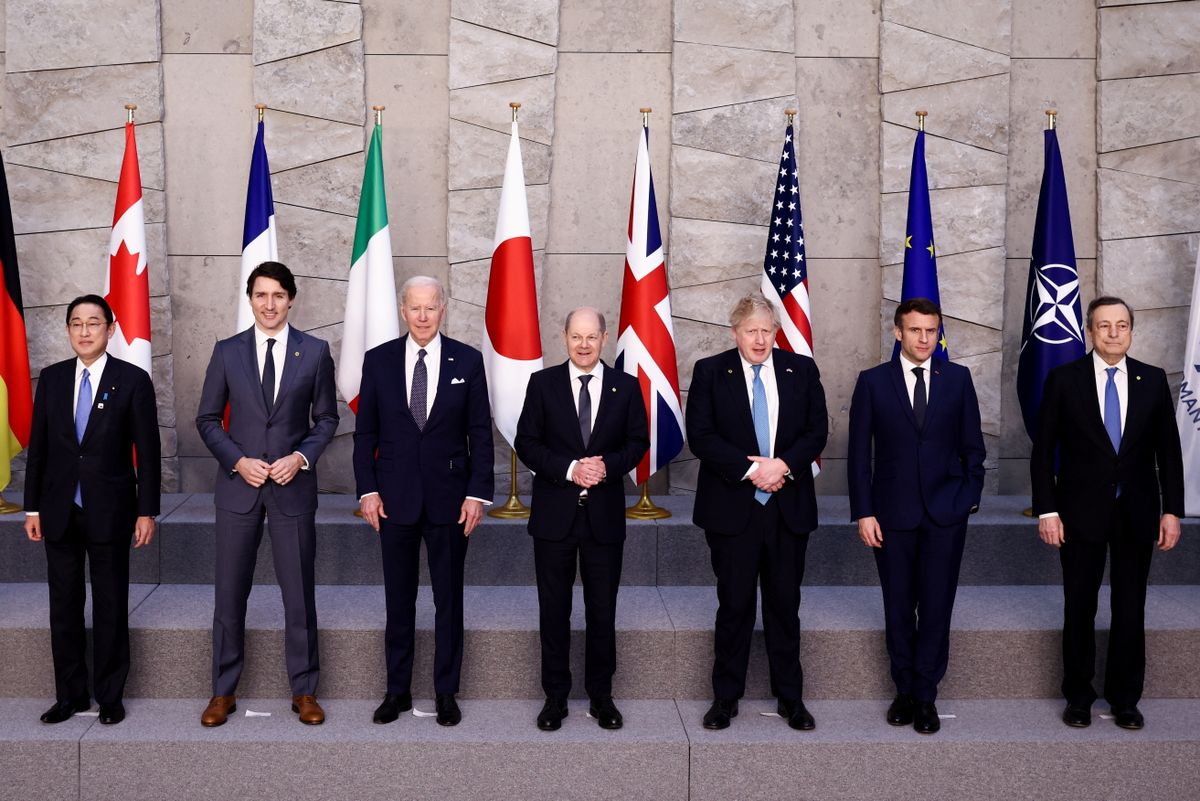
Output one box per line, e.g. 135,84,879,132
195,261,338,727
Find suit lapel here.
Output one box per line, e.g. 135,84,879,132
771,356,793,452
425,338,455,429
587,363,620,448
240,328,269,417
722,351,758,450
268,328,303,421
1079,354,1115,455
1118,358,1148,457
888,358,919,430
923,361,947,428
556,362,587,451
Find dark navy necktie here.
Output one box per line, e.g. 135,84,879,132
412,348,428,430
912,366,927,429
577,374,593,447
262,338,276,414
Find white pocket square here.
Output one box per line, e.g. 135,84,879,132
451,377,466,385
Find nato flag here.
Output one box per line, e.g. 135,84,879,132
1016,128,1085,440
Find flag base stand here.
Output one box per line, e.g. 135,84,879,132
1022,507,1034,518
488,451,530,519
626,484,670,520
0,493,22,514
352,509,364,519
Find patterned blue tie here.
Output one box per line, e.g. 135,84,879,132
1104,366,1121,497
411,348,428,430
751,364,771,505
74,368,92,506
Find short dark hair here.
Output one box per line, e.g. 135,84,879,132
246,261,297,299
1086,296,1134,330
893,297,942,327
65,294,114,325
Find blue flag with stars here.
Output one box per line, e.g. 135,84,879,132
1016,128,1085,440
894,129,948,361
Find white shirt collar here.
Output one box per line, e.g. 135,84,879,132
76,352,109,381
1092,351,1127,375
569,359,604,382
738,353,774,374
407,332,442,359
254,323,290,348
898,351,932,374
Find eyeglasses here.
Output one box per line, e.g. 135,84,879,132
68,321,107,334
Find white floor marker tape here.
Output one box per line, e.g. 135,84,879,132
245,710,271,717
412,707,437,717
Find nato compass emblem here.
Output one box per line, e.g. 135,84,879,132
1028,263,1084,345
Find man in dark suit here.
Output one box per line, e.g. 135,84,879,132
354,275,493,727
686,293,828,732
847,297,986,734
515,307,648,732
24,294,160,726
195,261,338,727
1032,296,1183,730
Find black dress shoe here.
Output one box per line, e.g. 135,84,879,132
1113,707,1144,730
98,702,126,725
1062,703,1091,728
435,694,461,726
887,694,915,726
537,697,569,731
777,698,816,731
702,699,738,730
40,698,90,724
913,701,940,734
589,697,623,730
373,692,413,724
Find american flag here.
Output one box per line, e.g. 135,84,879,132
761,118,819,475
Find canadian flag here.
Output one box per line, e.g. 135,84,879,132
482,118,543,447
104,120,151,375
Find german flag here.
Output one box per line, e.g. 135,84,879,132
0,151,32,493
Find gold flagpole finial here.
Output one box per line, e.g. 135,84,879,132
1045,109,1057,130
915,110,927,132
510,102,521,123
785,108,797,126
124,104,137,124
372,105,385,126
255,103,266,123
640,107,652,127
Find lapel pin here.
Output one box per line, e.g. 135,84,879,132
786,367,794,373
611,387,617,393
97,403,105,410
1135,375,1142,381
294,351,300,357
727,369,734,374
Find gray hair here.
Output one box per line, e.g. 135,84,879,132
400,275,446,307
1086,295,1134,331
563,306,607,334
728,292,780,329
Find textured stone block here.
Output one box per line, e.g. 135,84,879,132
4,63,164,145
672,43,795,115
448,20,557,90
395,256,453,302
6,0,160,72
538,254,625,359
290,275,349,332
674,317,736,390
7,165,162,235
16,223,168,304
669,218,766,287
881,74,1011,154
672,276,761,327
4,123,166,190
795,0,880,57
449,251,542,318
883,248,1006,330
273,204,357,278
1098,74,1200,152
1100,235,1198,311
669,147,776,227
1099,138,1200,187
253,0,361,65
880,22,1010,93
1005,58,1097,260
262,111,363,173
880,185,1006,262
453,0,559,45
364,0,450,55
545,53,671,256
957,350,1003,437
449,121,551,189
24,304,76,374
1011,0,1095,59
444,296,486,350
795,57,880,261
450,74,556,145
1125,307,1191,376
1099,1,1200,80
254,42,365,126
559,0,672,53
273,154,362,217
1098,168,1200,241
151,353,177,428
161,0,253,54
163,54,254,257
148,296,174,361
448,184,550,264
674,0,794,52
883,0,1012,54
672,96,797,164
881,124,1007,193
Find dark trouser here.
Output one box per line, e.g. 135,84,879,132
212,484,319,697
706,499,809,702
44,504,132,706
533,509,624,700
873,514,967,703
1059,500,1155,710
380,512,470,696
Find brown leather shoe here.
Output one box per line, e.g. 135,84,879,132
201,695,236,727
292,695,324,725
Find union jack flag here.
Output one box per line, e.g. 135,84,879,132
762,118,820,476
615,120,684,485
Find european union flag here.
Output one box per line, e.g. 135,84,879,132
1016,128,1085,440
895,129,948,361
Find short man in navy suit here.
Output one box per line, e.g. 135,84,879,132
354,276,494,727
848,297,985,734
515,307,648,731
196,262,338,727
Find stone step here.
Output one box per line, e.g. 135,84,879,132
4,696,1198,801
3,583,1199,702
3,493,1198,586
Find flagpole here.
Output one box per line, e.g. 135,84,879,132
916,109,926,131
125,103,136,124
256,103,266,123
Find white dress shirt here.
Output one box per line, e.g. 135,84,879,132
405,333,442,419
898,351,932,406
254,323,288,404
1092,351,1128,435
740,354,779,479
566,360,604,481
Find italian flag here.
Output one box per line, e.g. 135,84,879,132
338,122,399,412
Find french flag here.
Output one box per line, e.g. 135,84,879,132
237,117,277,332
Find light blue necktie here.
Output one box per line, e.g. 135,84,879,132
74,368,91,506
1104,366,1121,497
751,364,771,506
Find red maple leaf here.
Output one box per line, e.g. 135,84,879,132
105,240,151,345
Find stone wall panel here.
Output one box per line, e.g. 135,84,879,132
161,0,253,54
882,0,1012,55
1098,168,1200,241
1011,0,1095,59
5,63,164,145
290,275,349,332
272,155,363,218
674,0,794,52
794,0,880,57
448,122,551,190
5,123,166,190
450,75,557,145
671,276,761,327
672,96,797,164
881,124,1007,193
669,218,765,287
1097,74,1200,152
253,41,365,125
253,0,361,65
363,0,450,55
7,165,165,234
1098,139,1200,187
453,0,559,46
447,185,550,264
880,185,1006,262
880,22,1010,93
1098,1,1200,80
672,43,794,114
881,74,1011,154
272,204,356,278
1100,235,1199,310
447,20,557,89
883,247,1006,329
6,0,160,73
669,147,776,226
264,112,364,173
1126,307,1191,374
559,0,671,53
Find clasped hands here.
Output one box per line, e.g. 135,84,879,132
234,453,304,488
747,455,788,493
571,456,607,488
